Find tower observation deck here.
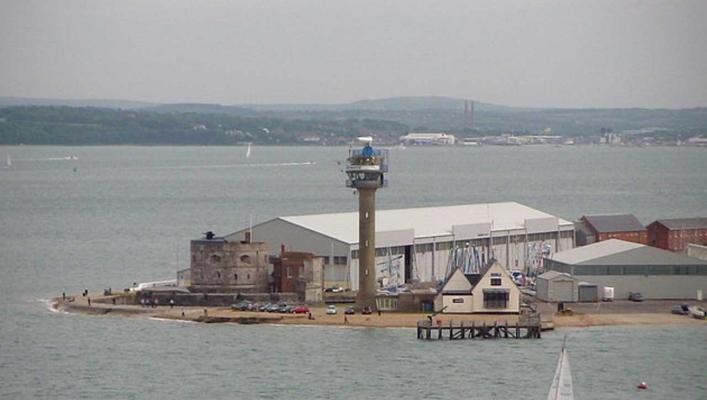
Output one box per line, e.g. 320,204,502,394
345,137,388,311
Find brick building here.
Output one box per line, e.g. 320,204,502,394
575,214,647,246
189,232,269,293
647,218,707,252
272,247,324,303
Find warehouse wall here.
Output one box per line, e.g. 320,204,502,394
573,275,707,300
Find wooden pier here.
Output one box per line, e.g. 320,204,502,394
416,316,542,340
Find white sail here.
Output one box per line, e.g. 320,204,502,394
547,344,574,400
5,153,10,167
245,143,251,158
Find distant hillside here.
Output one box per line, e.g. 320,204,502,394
244,96,513,112
2,96,706,138
0,105,408,145
0,96,158,109
144,103,256,115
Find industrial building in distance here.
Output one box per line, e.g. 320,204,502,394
226,201,575,291
399,132,457,146
575,213,647,246
647,217,707,251
543,239,707,299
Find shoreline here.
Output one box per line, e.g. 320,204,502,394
52,294,707,329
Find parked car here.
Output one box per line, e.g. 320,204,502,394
361,306,372,315
246,302,259,312
326,305,338,315
231,301,251,311
325,286,345,293
671,304,689,315
281,305,295,313
266,303,281,312
344,306,355,315
259,303,271,312
628,292,644,302
292,306,310,314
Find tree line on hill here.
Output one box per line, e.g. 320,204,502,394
0,106,409,145
1,99,706,145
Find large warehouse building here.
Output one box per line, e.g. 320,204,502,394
226,202,575,290
544,239,707,299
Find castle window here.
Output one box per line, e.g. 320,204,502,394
234,273,238,280
240,255,251,264
216,271,221,278
247,273,250,280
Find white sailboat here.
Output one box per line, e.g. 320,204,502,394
245,143,252,158
547,338,574,400
5,153,11,168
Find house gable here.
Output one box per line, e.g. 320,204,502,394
441,268,473,294
471,262,521,313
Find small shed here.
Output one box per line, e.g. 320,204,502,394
536,270,578,302
578,282,600,302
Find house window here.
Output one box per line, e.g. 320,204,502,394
299,266,304,277
483,290,509,308
287,267,292,278
491,277,502,286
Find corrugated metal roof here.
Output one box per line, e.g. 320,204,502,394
538,270,575,281
278,201,573,244
576,245,707,266
582,214,645,233
653,217,707,230
548,239,707,266
548,239,644,264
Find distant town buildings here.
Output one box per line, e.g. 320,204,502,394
400,132,456,145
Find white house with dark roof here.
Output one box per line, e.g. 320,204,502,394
434,262,521,314
225,202,575,290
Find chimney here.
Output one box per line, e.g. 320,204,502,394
281,244,286,255
244,231,251,243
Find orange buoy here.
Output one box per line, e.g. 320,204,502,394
637,382,648,390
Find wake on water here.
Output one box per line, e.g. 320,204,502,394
146,161,317,170
38,298,68,314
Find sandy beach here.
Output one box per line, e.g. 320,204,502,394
53,293,707,329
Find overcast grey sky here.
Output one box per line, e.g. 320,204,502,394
2,0,707,108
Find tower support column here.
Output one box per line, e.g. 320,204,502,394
357,188,377,310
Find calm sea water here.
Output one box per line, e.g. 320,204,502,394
1,145,706,399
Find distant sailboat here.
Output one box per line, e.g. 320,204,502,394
245,143,252,158
548,338,574,400
5,153,11,168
